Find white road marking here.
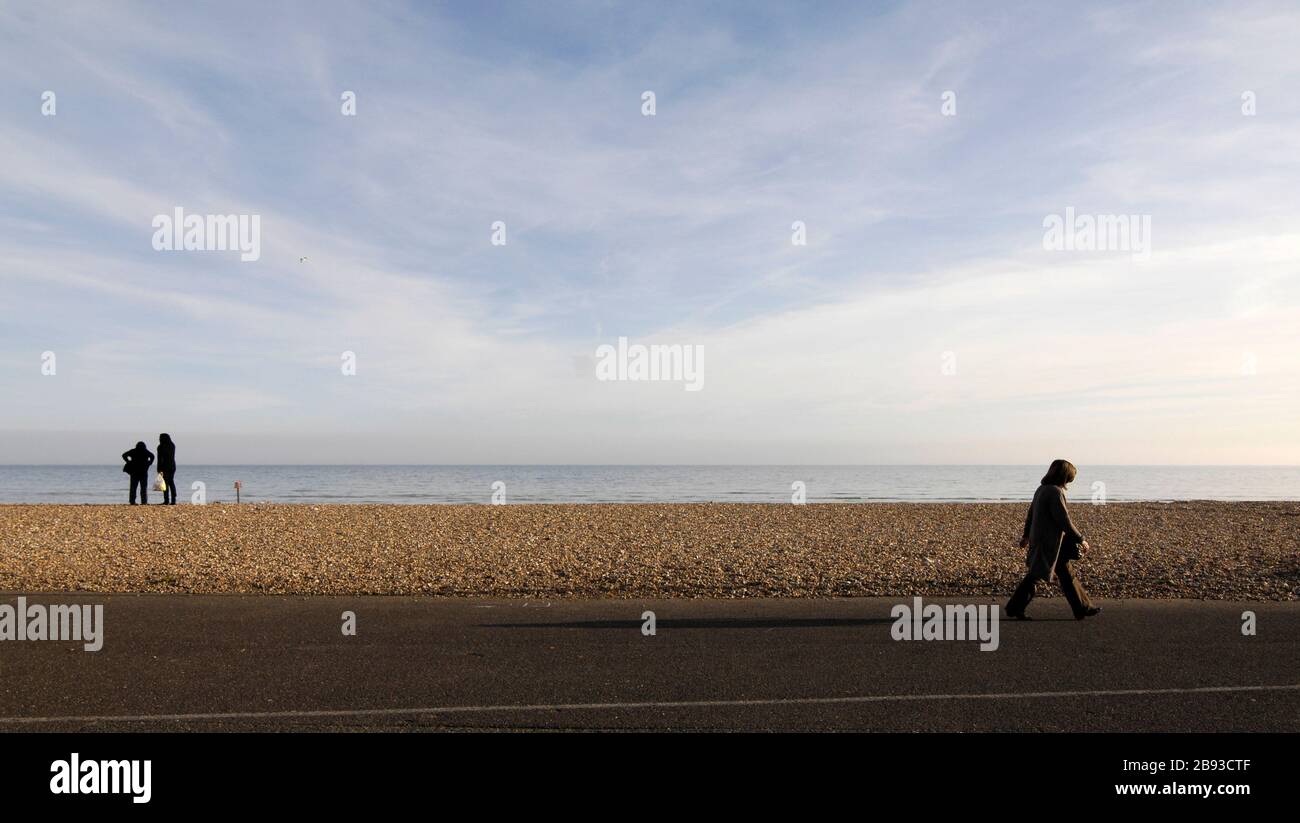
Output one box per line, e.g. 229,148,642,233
1,683,1296,724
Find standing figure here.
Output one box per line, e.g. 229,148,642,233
156,433,178,505
121,441,155,505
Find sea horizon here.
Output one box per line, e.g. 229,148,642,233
4,464,1298,505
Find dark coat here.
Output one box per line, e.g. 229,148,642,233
157,441,176,472
121,446,154,477
1021,483,1084,582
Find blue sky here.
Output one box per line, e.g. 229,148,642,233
1,1,1298,463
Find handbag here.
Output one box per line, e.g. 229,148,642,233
153,473,168,493
1062,537,1083,561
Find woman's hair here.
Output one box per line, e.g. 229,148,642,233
1041,459,1078,487
159,433,172,444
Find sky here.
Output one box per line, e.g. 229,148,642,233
1,0,1298,464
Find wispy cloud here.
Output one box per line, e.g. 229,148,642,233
1,0,1297,463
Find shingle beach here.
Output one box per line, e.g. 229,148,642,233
1,502,1295,599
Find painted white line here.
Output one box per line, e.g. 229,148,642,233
1,683,1296,725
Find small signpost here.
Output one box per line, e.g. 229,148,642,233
234,480,242,504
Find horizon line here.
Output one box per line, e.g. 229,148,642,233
3,463,1298,469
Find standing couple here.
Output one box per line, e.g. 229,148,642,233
121,434,178,505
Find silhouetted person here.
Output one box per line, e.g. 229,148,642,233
156,433,177,505
1005,459,1101,620
121,441,154,505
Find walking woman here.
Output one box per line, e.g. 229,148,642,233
121,441,155,505
156,433,177,505
1005,459,1101,620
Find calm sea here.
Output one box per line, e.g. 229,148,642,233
0,465,1297,505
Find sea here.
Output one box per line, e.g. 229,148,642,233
0,465,1297,505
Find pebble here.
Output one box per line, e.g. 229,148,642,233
0,502,1294,600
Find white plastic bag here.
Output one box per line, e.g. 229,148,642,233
153,473,168,493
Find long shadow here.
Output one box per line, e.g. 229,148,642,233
482,617,896,630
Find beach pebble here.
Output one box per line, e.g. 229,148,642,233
0,502,1294,600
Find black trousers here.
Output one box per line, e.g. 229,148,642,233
1006,556,1093,618
161,469,177,504
128,475,148,505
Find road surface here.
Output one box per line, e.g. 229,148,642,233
0,594,1295,731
